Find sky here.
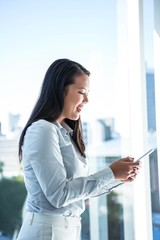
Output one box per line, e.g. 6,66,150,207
0,0,154,135
0,0,118,134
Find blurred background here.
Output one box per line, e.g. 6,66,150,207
0,0,160,239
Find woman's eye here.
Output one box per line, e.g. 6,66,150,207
79,92,85,95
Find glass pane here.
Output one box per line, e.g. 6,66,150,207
1,1,160,240
143,0,160,239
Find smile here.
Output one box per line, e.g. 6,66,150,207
77,107,82,113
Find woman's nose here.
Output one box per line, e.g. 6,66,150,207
83,94,89,103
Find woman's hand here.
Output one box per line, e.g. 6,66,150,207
109,157,141,182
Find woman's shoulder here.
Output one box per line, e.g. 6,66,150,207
23,120,61,150
27,119,59,135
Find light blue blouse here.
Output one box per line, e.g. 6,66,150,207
22,119,121,217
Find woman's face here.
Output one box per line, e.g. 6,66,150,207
57,74,90,123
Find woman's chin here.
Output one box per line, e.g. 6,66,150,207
71,115,80,121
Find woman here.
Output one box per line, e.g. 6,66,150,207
17,58,140,240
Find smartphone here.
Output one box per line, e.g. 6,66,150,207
135,148,155,162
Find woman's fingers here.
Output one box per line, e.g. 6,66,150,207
109,157,141,181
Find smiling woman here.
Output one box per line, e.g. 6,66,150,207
16,58,141,240
0,0,159,239
57,74,90,123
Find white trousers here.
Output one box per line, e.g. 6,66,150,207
16,212,81,240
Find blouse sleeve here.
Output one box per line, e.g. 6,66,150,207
23,120,119,208
86,180,123,198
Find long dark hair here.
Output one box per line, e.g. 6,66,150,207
19,58,90,161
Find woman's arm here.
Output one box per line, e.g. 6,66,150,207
23,120,140,208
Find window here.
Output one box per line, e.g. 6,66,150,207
0,1,159,239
